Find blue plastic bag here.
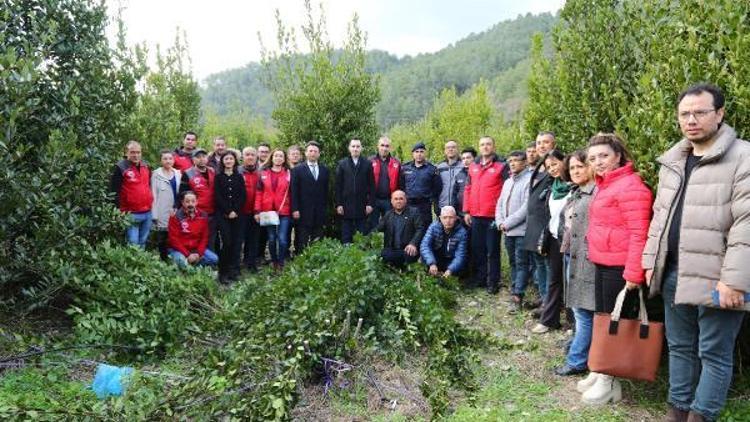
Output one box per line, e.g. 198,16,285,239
91,363,134,399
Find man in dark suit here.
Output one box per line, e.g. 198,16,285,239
291,141,329,254
335,138,374,244
377,190,425,268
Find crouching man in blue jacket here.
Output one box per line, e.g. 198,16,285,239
420,206,469,278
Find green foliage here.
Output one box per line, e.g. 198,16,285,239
260,1,380,167
0,0,139,308
147,236,481,419
125,31,202,163
522,0,750,186
60,242,217,357
201,104,279,150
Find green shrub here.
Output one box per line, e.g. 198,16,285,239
59,242,217,357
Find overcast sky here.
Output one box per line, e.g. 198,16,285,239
107,0,565,81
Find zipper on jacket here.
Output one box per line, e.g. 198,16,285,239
653,163,684,277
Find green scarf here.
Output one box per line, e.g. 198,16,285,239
551,177,571,200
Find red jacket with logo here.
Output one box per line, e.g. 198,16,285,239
371,155,401,194
173,148,193,171
254,168,291,216
240,166,260,215
167,208,210,256
115,160,153,213
184,167,216,214
463,155,507,218
586,162,653,283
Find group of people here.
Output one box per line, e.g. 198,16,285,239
110,83,748,421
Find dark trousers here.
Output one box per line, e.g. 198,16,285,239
295,224,324,255
218,214,245,278
594,264,638,318
341,218,366,244
409,198,433,225
540,234,564,329
154,229,169,260
208,214,218,254
470,217,500,292
242,216,260,270
257,226,268,261
366,198,391,234
381,247,419,268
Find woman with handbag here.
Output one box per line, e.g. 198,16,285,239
553,150,598,380
215,151,247,284
583,133,653,404
254,149,292,272
531,149,570,334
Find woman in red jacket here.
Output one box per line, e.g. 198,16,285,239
582,133,653,405
254,149,292,271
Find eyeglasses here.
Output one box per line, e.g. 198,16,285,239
678,109,716,122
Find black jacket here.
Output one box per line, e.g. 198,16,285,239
335,156,375,219
291,162,330,228
214,170,246,216
523,166,553,252
377,206,425,250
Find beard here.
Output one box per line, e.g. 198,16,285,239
687,123,721,144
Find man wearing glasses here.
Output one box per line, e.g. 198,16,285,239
643,83,750,422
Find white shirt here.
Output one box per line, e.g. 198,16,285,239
548,192,570,239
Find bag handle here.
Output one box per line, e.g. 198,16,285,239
608,286,651,339
277,170,290,211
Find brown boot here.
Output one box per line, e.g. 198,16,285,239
664,405,689,422
686,411,705,422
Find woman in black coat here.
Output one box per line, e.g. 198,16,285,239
214,151,246,283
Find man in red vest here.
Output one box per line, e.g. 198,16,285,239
180,148,218,249
367,136,402,233
167,191,218,268
173,131,198,171
110,140,154,248
463,136,508,294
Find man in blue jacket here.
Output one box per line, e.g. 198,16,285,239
400,141,442,226
420,206,468,278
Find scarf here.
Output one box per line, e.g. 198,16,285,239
551,177,571,200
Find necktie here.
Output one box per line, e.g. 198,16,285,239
311,164,318,180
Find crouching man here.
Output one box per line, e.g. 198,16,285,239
167,191,218,268
377,190,425,267
420,206,468,278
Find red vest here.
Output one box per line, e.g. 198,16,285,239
185,167,215,214
167,208,209,256
117,160,153,213
173,148,193,171
254,169,291,216
371,156,401,193
241,166,260,215
463,157,506,218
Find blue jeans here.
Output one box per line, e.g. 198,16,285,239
531,252,549,301
662,265,745,420
267,216,292,264
505,235,530,297
341,218,366,244
169,248,218,268
126,211,152,248
566,308,593,370
366,198,391,234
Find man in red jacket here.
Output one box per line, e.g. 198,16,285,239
367,136,402,233
180,148,218,250
167,191,218,268
463,136,508,294
173,131,198,171
240,146,260,272
109,140,154,248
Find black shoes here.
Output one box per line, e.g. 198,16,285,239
554,365,588,376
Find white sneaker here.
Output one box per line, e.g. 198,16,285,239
576,372,599,393
531,323,550,334
581,374,622,405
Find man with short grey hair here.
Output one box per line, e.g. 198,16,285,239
420,205,469,278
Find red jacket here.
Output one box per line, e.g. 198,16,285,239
173,148,193,171
254,168,291,216
463,155,507,218
116,160,153,213
185,167,215,214
371,155,401,194
241,166,260,215
587,162,653,283
167,208,210,256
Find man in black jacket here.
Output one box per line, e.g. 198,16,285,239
377,190,425,267
291,141,329,254
335,138,374,244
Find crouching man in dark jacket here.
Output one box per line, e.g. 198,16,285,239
377,190,425,267
420,206,468,278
